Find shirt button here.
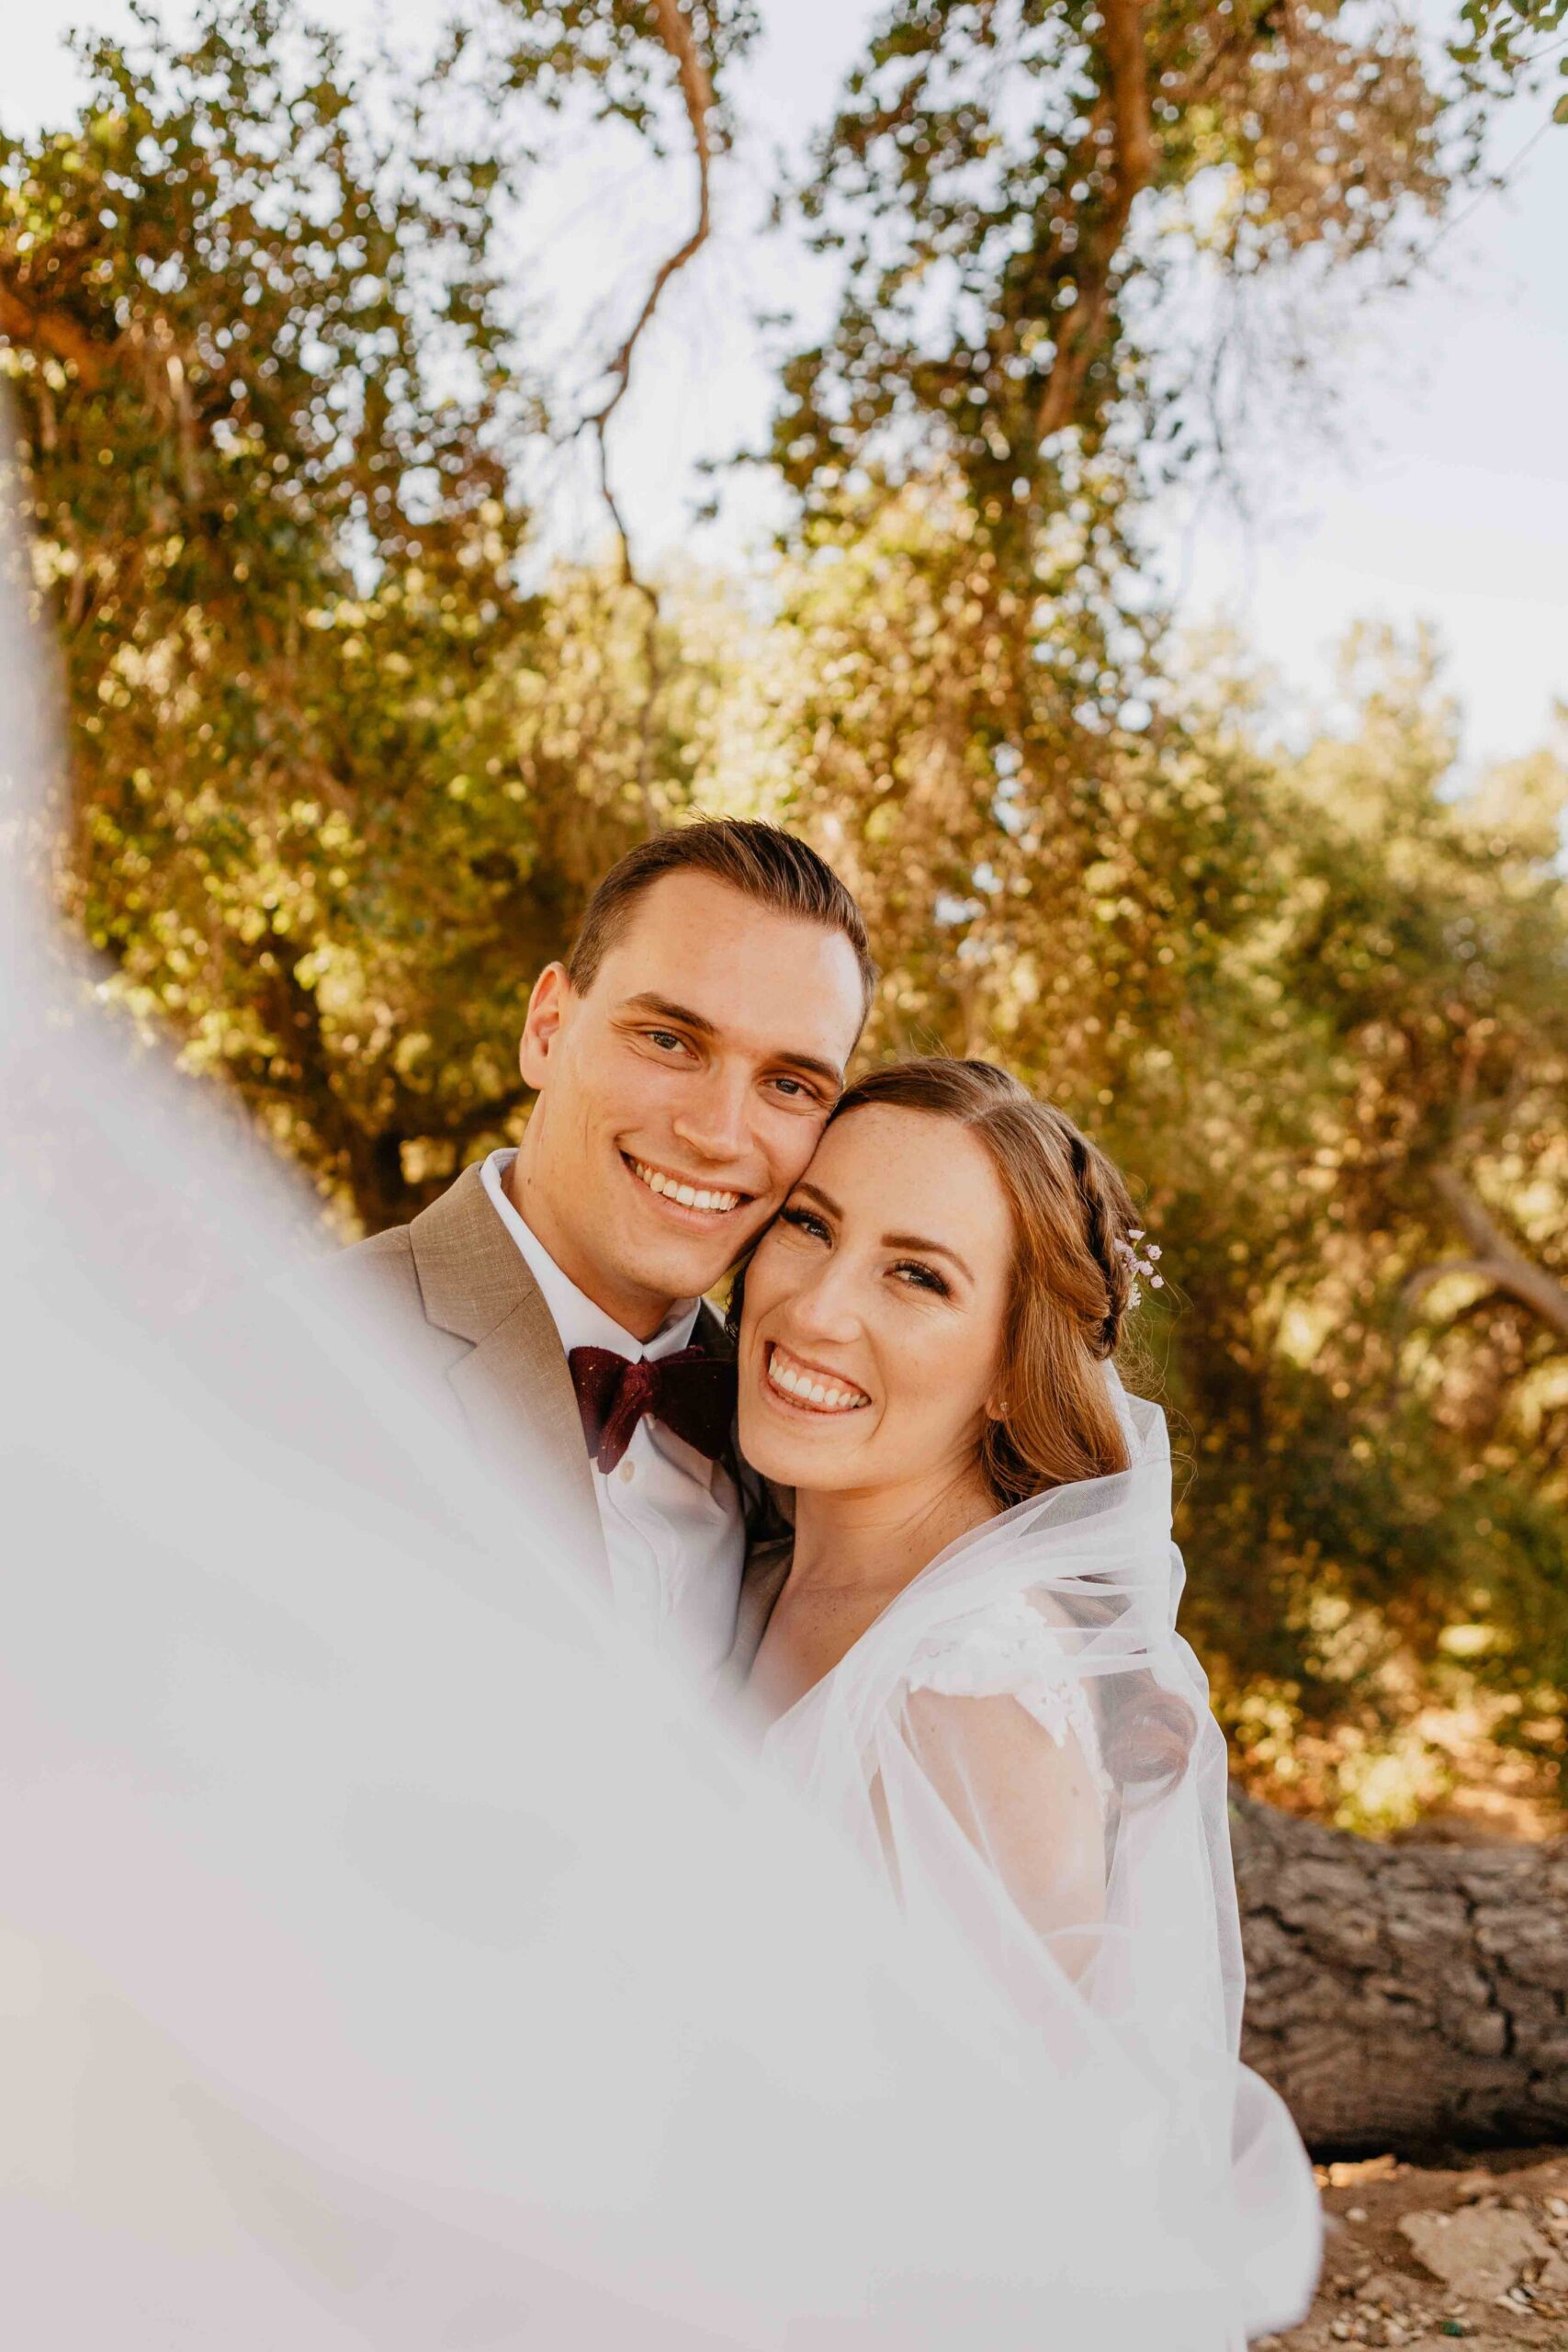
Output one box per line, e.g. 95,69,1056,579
618,1458,637,1485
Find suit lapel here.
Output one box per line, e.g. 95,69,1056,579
408,1165,606,1571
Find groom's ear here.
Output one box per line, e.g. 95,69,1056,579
519,963,575,1091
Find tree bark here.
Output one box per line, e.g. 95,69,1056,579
1234,1796,1568,2154
1034,0,1156,440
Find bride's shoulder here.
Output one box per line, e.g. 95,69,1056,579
902,1590,1111,1789
905,1589,1069,1701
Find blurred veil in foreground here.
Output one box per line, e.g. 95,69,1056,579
0,455,1311,2348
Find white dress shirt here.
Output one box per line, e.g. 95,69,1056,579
479,1148,744,1677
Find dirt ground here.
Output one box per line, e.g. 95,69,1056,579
1260,2151,1568,2351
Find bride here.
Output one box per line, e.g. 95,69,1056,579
729,1057,1320,2335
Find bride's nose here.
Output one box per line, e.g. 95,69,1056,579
787,1255,864,1344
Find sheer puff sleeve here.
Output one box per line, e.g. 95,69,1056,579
895,1595,1111,1960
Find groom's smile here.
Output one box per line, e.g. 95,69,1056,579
511,869,869,1341
624,1152,750,1220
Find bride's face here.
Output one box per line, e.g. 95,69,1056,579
738,1104,1013,1498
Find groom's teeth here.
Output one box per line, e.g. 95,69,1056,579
631,1160,742,1213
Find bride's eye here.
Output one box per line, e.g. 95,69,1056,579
778,1204,830,1243
892,1259,949,1297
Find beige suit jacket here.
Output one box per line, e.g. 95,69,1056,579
332,1163,737,1592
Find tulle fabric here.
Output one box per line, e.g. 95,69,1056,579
756,1390,1321,2337
0,472,1316,2345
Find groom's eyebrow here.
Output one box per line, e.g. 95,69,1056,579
623,991,716,1034
623,994,845,1090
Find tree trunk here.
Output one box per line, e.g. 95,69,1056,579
1233,1797,1568,2154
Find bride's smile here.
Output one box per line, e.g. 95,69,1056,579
761,1340,872,1414
738,1101,1013,1505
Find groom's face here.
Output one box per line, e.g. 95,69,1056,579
516,873,867,1337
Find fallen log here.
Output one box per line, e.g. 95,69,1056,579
1233,1796,1568,2154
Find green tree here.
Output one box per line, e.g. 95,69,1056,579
6,0,1564,1821
2,1,547,1222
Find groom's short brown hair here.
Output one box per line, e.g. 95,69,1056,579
566,819,877,1016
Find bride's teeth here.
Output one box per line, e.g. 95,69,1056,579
674,1183,696,1206
767,1346,867,1411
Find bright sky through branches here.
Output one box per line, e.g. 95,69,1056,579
8,0,1564,767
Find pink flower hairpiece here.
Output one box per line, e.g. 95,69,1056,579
1113,1228,1163,1306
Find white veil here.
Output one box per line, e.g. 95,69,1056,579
760,1385,1322,2334
0,474,1316,2346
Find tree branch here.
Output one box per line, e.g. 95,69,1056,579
0,279,112,387
578,0,716,832
1401,1255,1506,1307
1406,1164,1568,1344
1035,0,1156,440
587,0,715,458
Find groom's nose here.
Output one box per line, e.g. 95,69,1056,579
671,1063,752,1167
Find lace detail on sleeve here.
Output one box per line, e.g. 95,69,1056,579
904,1596,1111,1804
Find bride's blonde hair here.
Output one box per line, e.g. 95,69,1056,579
824,1059,1144,1508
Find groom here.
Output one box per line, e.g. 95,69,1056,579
339,820,874,1676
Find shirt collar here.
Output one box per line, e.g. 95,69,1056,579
479,1148,701,1362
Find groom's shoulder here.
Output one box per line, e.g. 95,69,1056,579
321,1162,511,1351
315,1214,469,1389
342,1221,415,1272
332,1161,483,1300
326,1216,422,1321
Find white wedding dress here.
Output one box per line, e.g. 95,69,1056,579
0,482,1317,2345
758,1384,1321,2340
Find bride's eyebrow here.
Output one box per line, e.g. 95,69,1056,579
793,1181,840,1217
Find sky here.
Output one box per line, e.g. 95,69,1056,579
6,0,1565,770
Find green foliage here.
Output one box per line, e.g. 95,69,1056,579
2,0,554,1222
6,0,1564,1823
1451,0,1568,119
774,0,1449,551
474,0,760,141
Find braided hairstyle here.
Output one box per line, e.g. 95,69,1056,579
822,1061,1194,1792
823,1059,1143,1505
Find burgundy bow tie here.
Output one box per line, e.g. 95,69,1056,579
568,1344,737,1476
